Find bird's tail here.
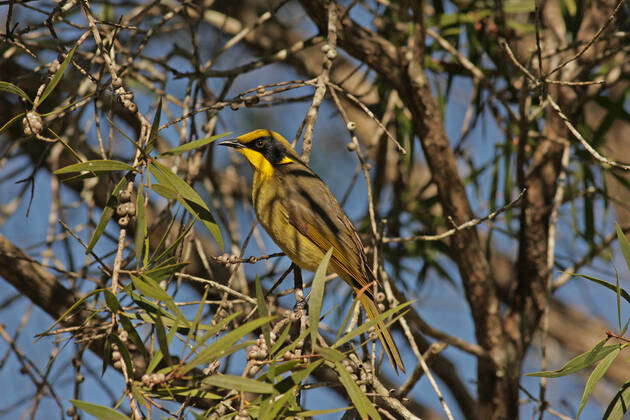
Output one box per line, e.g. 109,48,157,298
358,292,406,373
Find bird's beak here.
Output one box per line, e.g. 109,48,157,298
218,139,245,149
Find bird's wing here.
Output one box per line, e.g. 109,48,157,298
278,164,373,289
278,163,405,373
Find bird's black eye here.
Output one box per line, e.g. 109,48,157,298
255,139,265,149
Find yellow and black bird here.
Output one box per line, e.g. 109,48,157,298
220,129,404,373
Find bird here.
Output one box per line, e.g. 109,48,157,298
219,129,405,373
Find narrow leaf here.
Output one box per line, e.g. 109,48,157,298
86,176,127,253
144,97,162,155
577,346,621,418
0,81,32,103
187,312,240,356
259,389,294,420
37,288,106,336
603,382,630,420
203,374,274,394
160,132,230,156
130,274,171,302
295,407,352,417
527,339,617,378
70,399,130,420
181,316,274,374
334,361,381,420
333,301,413,349
149,162,223,248
37,44,79,108
317,346,346,363
273,360,323,394
54,159,134,174
109,333,134,375
255,276,271,349
616,224,630,273
151,183,178,200
152,311,172,367
0,113,25,134
134,184,147,268
143,262,189,281
103,290,122,313
269,320,292,357
573,274,630,305
309,249,333,351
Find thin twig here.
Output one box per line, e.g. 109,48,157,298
177,272,257,305
383,189,526,243
545,0,626,78
299,2,337,163
547,95,630,171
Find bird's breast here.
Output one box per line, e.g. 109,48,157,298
252,174,325,272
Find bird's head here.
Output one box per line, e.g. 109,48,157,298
219,129,300,177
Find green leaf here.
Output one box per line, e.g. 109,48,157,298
336,298,359,342
54,159,135,175
131,274,171,302
185,281,211,346
616,269,623,331
118,313,150,361
148,220,194,266
294,407,351,417
573,274,630,305
37,288,106,337
130,384,147,409
144,97,162,155
109,333,135,375
70,400,130,420
134,184,147,268
333,301,413,349
143,262,189,281
152,310,172,367
0,112,25,134
272,325,310,359
259,389,294,420
255,276,271,350
36,44,79,108
150,385,222,400
269,319,292,356
148,162,223,248
203,374,274,394
273,359,323,394
186,312,240,357
616,224,630,274
0,81,32,103
101,334,112,376
86,176,127,253
317,346,346,363
103,290,122,313
181,316,274,374
151,183,179,200
603,382,630,420
257,360,301,382
160,132,230,156
133,274,186,321
334,361,381,420
577,346,621,418
309,248,333,351
527,339,618,377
